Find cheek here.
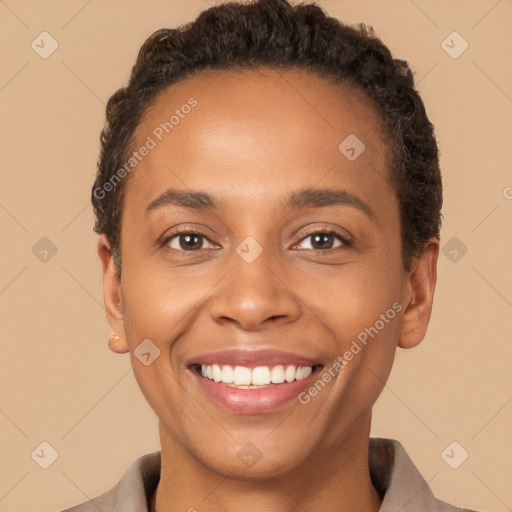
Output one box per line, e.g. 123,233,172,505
120,262,221,347
293,259,402,391
296,257,402,337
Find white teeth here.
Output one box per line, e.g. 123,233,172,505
270,365,285,383
199,363,314,386
284,365,296,382
251,366,271,385
221,365,234,383
212,364,222,382
233,366,252,385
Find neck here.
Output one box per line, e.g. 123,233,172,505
151,414,382,512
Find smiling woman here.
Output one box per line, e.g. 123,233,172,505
59,1,480,511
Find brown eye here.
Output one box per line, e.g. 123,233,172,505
178,234,203,250
294,231,348,251
310,233,336,250
165,231,218,251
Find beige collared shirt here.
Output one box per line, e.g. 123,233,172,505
60,437,479,512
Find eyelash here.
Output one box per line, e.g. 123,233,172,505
161,227,352,252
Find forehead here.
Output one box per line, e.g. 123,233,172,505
126,66,393,212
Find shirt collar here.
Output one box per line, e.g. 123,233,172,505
108,437,454,511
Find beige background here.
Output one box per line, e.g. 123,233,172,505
0,0,511,511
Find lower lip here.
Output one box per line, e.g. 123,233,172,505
188,367,322,415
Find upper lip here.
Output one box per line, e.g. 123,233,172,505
185,349,324,369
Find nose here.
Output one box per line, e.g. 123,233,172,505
208,244,302,332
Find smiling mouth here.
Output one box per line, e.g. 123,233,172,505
189,363,324,389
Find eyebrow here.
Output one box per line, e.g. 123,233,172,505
145,187,375,219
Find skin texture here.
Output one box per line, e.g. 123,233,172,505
98,67,439,512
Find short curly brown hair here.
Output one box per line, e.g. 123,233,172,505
92,0,442,273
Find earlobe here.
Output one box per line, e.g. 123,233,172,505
97,235,129,354
108,333,128,354
397,240,439,349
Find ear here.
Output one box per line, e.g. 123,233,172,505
398,238,439,349
97,235,129,354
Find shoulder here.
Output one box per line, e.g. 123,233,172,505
59,486,117,512
370,437,481,512
59,451,161,512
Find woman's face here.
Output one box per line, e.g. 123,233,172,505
100,67,437,478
